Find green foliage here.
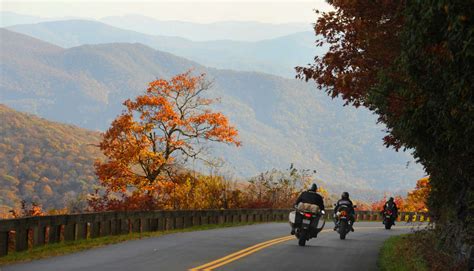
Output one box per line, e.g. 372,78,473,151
302,0,472,259
0,104,102,213
379,231,468,271
369,0,473,249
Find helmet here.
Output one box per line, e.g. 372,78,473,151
341,192,349,199
309,183,318,192
388,197,394,202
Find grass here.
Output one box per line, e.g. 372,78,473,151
379,231,469,271
0,221,264,266
378,234,428,271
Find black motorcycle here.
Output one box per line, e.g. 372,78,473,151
334,204,356,240
290,207,325,246
382,209,396,230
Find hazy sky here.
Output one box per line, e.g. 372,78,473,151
1,0,334,23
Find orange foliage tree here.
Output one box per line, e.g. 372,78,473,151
404,176,430,212
370,177,430,212
88,172,243,211
94,71,240,209
152,173,244,210
9,200,44,218
370,195,404,212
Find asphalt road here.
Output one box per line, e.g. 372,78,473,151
3,221,425,271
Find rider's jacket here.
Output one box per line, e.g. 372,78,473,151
334,199,355,215
383,201,398,215
295,190,325,210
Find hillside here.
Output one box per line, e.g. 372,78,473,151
0,29,425,197
0,104,101,212
7,20,322,77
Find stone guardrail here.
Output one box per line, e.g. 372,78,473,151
0,209,428,257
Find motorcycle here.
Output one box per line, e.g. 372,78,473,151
382,209,395,230
289,203,325,246
334,204,356,240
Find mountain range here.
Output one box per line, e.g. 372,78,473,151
100,15,312,41
0,28,425,199
7,19,321,77
1,11,311,42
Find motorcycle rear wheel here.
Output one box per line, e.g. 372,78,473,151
339,222,347,240
298,236,306,246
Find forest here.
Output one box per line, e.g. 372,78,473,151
0,104,102,216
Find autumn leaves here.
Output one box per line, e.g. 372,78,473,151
94,71,240,208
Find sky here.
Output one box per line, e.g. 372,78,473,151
1,0,334,23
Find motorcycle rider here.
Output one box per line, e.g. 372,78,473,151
291,183,325,235
382,197,398,223
333,192,355,232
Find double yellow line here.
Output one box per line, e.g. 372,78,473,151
188,235,294,271
189,225,417,271
189,229,331,271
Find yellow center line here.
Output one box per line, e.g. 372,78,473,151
188,235,293,271
200,236,296,271
189,225,418,271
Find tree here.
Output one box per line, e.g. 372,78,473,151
298,0,473,258
404,176,430,212
95,71,240,203
10,200,44,218
242,165,318,208
296,0,404,108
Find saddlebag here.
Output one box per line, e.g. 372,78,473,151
296,202,321,214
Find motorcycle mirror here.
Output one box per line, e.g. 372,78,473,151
333,203,337,207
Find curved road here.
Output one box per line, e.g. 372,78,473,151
4,222,425,271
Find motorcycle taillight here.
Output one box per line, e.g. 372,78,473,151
304,213,312,218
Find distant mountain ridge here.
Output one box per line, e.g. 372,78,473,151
1,11,47,27
0,29,425,197
0,11,85,27
100,15,311,41
6,19,322,77
1,12,311,41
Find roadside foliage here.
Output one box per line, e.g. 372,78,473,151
297,0,473,264
89,163,329,211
